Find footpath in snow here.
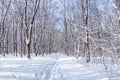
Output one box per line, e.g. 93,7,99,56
0,53,109,80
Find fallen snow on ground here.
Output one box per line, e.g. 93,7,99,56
0,53,110,80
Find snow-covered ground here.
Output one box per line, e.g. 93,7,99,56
0,53,111,80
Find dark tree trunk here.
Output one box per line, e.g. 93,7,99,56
26,42,31,59
82,0,90,63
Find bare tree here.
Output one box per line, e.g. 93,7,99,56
24,0,41,59
81,0,90,63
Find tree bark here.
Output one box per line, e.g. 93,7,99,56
83,0,90,63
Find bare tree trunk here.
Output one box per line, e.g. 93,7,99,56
20,14,24,57
83,0,90,63
63,0,69,55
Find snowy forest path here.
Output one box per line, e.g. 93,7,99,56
0,54,59,80
0,53,109,80
38,53,59,80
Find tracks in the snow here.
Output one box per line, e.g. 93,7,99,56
0,54,67,80
49,54,65,80
38,54,60,80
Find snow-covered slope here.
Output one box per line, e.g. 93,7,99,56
0,54,109,80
